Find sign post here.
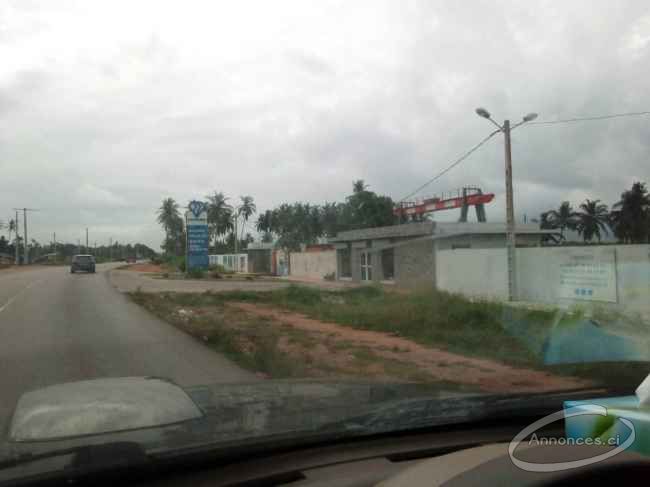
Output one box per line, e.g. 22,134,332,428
185,200,209,273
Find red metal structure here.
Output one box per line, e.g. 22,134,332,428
394,187,494,222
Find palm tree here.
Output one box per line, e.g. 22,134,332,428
237,195,257,242
352,180,368,194
546,201,578,239
8,219,16,241
610,182,650,244
157,197,183,255
205,191,233,249
576,199,609,243
256,210,273,234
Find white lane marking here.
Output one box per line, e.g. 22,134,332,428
0,279,44,314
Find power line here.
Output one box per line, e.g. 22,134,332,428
398,129,500,203
527,110,650,125
398,109,650,202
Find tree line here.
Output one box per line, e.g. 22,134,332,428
156,181,395,256
539,181,650,243
0,233,155,263
157,194,258,256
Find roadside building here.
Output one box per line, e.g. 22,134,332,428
246,242,289,275
289,244,336,280
208,253,248,273
329,222,556,288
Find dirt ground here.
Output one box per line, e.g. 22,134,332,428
120,263,165,272
229,302,591,393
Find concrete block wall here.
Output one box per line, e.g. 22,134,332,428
435,248,508,299
435,244,650,314
395,239,435,288
289,250,337,280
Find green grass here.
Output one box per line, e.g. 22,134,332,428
139,285,558,367
130,290,303,378
130,285,649,388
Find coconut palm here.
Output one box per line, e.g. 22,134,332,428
610,181,650,244
8,219,16,239
157,197,183,255
546,201,578,239
237,195,257,241
576,199,609,243
352,179,368,194
205,191,233,248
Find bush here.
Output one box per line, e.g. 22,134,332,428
187,267,205,279
150,255,163,265
209,264,233,274
323,272,336,281
176,256,186,272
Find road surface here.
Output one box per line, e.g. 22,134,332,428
0,263,255,432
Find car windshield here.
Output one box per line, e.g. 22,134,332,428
0,0,649,480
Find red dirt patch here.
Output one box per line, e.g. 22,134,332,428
229,302,590,394
122,263,164,272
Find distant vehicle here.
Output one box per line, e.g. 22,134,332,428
70,254,96,274
126,257,137,263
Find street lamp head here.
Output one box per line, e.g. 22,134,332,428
475,107,491,119
522,112,538,122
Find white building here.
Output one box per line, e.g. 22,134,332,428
209,253,248,273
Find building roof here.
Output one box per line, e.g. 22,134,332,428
330,221,557,243
330,222,435,242
247,242,276,250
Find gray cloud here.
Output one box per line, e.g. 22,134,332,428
0,0,649,248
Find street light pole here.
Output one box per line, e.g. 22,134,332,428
475,108,537,301
502,119,517,301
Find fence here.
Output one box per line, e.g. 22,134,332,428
289,250,336,280
435,244,650,314
209,253,248,273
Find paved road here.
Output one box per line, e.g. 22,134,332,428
0,264,256,432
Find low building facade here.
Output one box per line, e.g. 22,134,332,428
330,222,555,288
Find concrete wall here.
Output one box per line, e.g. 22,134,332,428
289,250,336,280
395,239,435,288
435,247,508,299
435,244,650,313
434,233,543,250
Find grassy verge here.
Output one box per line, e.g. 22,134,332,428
151,285,558,367
129,285,648,388
130,290,304,378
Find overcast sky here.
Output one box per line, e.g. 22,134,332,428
1,0,649,249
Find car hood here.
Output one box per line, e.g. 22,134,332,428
0,377,604,482
1,377,476,455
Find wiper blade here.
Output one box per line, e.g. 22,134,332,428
0,441,149,471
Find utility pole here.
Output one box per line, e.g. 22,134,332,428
23,210,27,264
502,119,517,301
86,228,89,253
14,210,19,265
475,108,538,301
234,214,238,255
13,208,38,265
109,237,112,261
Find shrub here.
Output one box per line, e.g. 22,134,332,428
323,272,336,281
187,267,205,279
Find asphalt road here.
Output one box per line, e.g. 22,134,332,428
0,263,256,432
